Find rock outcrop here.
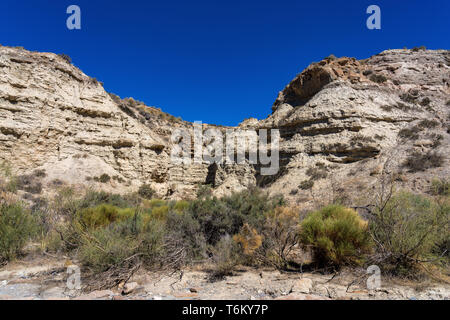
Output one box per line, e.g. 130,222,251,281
0,45,449,203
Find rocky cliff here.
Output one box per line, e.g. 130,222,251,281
1,45,449,204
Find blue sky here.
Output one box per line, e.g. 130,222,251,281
1,1,449,125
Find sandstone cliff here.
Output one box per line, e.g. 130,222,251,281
0,45,449,204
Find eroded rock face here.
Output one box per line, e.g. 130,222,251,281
254,49,449,205
0,46,449,203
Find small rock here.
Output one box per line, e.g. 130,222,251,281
122,282,139,295
292,278,313,294
74,290,114,300
275,293,330,300
189,287,199,293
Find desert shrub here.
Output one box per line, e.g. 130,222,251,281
299,180,314,190
187,197,234,245
370,73,387,83
196,184,212,199
15,173,43,194
306,167,328,180
142,198,166,209
148,205,169,221
210,235,241,278
164,211,206,263
172,200,189,214
257,207,301,269
77,204,135,229
0,203,38,263
411,46,426,52
418,119,439,129
186,188,283,246
420,97,431,107
138,184,155,199
400,93,418,104
77,209,166,274
300,205,372,268
58,53,72,64
398,126,421,140
79,190,139,209
350,135,375,146
98,174,111,183
369,192,449,276
430,179,450,196
233,223,263,256
78,220,141,273
403,151,444,172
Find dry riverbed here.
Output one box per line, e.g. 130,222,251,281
0,256,448,300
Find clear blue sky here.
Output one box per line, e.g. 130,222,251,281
1,1,449,125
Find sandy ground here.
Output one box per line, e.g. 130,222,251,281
0,255,449,300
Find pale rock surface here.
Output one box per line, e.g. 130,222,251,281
0,46,449,203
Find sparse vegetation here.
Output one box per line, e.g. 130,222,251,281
430,179,450,196
57,53,72,64
0,203,38,263
403,151,444,172
306,167,328,181
299,180,314,190
411,46,427,52
300,205,372,268
138,184,155,200
369,73,387,83
368,191,449,277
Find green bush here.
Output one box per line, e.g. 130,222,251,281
79,189,140,209
164,211,206,263
78,220,141,273
300,205,372,268
369,192,449,276
0,203,38,263
77,204,135,229
78,211,165,273
138,184,155,199
186,188,284,246
210,235,241,278
430,179,450,196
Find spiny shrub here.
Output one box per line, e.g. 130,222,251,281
58,53,72,64
370,73,388,83
164,211,206,262
0,203,38,263
258,206,301,269
403,151,444,172
196,184,212,199
430,179,450,196
233,223,263,256
300,205,372,268
369,192,449,276
77,204,135,229
79,189,140,209
210,235,241,278
138,184,155,200
78,211,165,273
